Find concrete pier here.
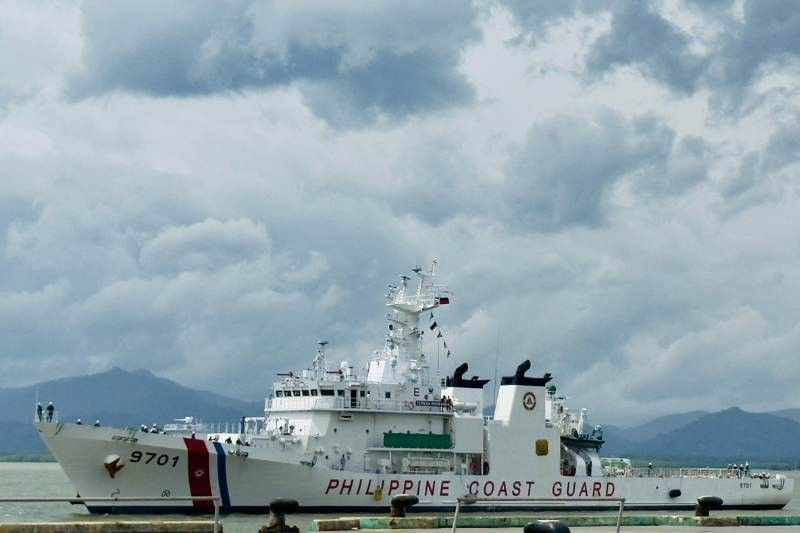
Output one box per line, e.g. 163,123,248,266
339,528,800,533
312,515,800,530
0,520,219,532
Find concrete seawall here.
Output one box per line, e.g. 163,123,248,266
313,514,800,530
0,521,219,532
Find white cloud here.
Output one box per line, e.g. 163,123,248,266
139,218,271,273
68,0,482,127
0,0,799,425
0,0,81,108
505,109,677,230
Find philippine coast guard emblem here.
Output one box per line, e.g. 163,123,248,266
522,392,536,411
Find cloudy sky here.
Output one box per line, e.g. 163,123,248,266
2,0,800,425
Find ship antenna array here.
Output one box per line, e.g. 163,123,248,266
492,334,500,407
315,340,328,378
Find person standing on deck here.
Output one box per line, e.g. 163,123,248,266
46,402,54,422
36,403,43,421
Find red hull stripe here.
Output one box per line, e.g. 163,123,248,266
183,438,213,510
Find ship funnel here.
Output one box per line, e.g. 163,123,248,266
441,361,488,413
500,360,552,387
445,362,489,389
515,360,531,379
494,360,553,422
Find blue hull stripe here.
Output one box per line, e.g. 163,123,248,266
211,442,231,510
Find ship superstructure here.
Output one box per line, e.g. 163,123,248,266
35,262,792,513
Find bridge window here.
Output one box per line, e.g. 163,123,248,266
275,391,283,397
320,389,334,397
302,390,310,396
293,390,301,397
385,392,391,399
311,389,318,396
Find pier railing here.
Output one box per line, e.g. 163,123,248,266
0,496,221,533
451,496,625,533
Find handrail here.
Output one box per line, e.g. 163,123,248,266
33,410,60,423
0,496,221,533
451,496,625,533
611,466,767,479
268,396,454,413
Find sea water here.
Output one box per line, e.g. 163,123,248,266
1,462,798,533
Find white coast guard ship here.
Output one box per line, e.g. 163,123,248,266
36,262,792,513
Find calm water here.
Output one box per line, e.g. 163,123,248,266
1,463,798,532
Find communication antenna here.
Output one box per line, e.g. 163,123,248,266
492,334,500,410
316,340,329,378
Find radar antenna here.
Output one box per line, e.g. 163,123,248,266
314,341,329,379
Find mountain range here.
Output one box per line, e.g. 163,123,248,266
0,367,262,455
601,408,800,463
2,368,799,465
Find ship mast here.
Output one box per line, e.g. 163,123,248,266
368,260,450,385
313,340,328,380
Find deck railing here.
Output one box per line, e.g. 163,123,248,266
623,467,754,479
0,496,221,533
391,284,449,308
33,410,60,423
268,396,454,413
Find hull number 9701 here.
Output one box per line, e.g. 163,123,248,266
130,451,180,467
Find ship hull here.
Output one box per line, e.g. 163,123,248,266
37,422,793,514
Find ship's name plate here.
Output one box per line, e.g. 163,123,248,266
111,435,138,443
325,478,454,497
325,478,617,498
414,400,446,407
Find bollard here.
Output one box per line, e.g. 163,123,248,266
259,498,300,533
523,520,571,533
390,494,419,517
695,495,723,517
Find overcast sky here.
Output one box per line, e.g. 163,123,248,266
2,0,799,425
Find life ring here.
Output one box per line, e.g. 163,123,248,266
406,401,415,410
